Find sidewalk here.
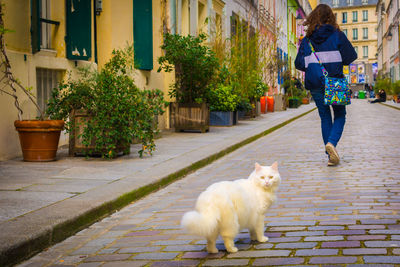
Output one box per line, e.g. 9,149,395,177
18,99,400,267
0,104,315,266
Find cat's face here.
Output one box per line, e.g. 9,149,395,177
253,162,281,190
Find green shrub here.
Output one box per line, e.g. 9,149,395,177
208,84,240,112
158,33,219,104
47,45,168,158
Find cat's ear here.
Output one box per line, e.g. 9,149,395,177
271,161,279,171
255,162,262,172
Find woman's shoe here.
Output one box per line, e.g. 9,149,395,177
326,142,340,166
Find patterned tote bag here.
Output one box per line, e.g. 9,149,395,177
308,41,351,105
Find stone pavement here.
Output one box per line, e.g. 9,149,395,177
0,104,315,266
17,99,400,266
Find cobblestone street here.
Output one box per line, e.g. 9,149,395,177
20,100,400,267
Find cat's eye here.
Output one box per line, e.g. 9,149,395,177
260,176,265,179
268,176,274,179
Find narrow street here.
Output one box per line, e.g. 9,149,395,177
20,100,400,266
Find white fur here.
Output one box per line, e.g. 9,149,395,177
181,162,281,253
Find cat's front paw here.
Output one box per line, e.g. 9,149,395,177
258,236,268,242
227,246,238,253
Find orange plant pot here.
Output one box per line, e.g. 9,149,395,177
260,96,266,113
267,96,274,112
14,120,64,162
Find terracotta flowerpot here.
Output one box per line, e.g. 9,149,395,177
302,97,310,104
14,120,64,162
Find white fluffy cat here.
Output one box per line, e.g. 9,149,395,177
181,162,281,253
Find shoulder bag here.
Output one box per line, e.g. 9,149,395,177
308,41,351,105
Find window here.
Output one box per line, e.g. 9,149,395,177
342,12,347,23
347,0,354,6
353,28,358,40
352,11,358,22
362,10,368,21
31,0,60,53
333,0,339,7
363,46,368,58
343,29,348,36
363,28,368,39
36,68,62,113
362,0,368,4
354,46,358,57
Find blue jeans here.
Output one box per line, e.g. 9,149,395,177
310,89,346,147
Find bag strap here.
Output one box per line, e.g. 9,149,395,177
308,40,328,77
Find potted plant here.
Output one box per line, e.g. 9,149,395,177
47,46,168,158
208,84,240,126
0,4,64,161
158,33,219,133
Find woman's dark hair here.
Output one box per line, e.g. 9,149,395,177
304,4,340,37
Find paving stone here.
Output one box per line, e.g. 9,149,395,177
308,256,357,264
326,230,365,235
285,231,324,236
275,242,317,249
347,235,386,240
268,237,301,242
102,261,148,267
181,252,225,259
364,241,400,248
202,259,249,266
343,248,387,255
162,245,205,252
321,241,360,248
151,260,201,267
84,254,132,262
118,247,160,253
304,235,344,241
364,256,400,264
295,249,338,256
133,253,179,260
226,250,291,258
252,257,304,266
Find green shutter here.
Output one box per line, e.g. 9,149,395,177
133,0,153,70
31,0,41,53
66,0,91,60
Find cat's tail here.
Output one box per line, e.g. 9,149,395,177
181,209,219,237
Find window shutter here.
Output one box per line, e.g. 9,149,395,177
133,0,153,70
66,0,91,60
31,0,41,53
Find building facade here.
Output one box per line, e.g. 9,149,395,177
376,0,400,81
321,0,378,87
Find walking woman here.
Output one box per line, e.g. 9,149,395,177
295,4,357,166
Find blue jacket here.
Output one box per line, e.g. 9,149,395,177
295,24,357,90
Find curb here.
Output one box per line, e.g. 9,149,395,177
379,102,400,111
3,107,316,267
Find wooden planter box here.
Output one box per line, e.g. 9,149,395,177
210,111,237,126
69,110,130,156
171,103,209,133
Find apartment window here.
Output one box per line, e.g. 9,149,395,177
362,0,368,4
343,29,348,36
363,28,368,39
348,0,354,6
362,10,368,21
354,46,358,57
36,68,62,113
333,0,339,7
363,46,368,58
342,12,347,23
353,28,358,40
352,11,358,22
31,0,61,53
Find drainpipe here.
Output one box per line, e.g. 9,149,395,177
177,0,182,34
170,0,177,34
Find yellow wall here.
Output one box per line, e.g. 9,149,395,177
0,0,92,160
309,0,318,9
334,5,378,64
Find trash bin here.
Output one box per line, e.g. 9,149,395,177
358,90,365,99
